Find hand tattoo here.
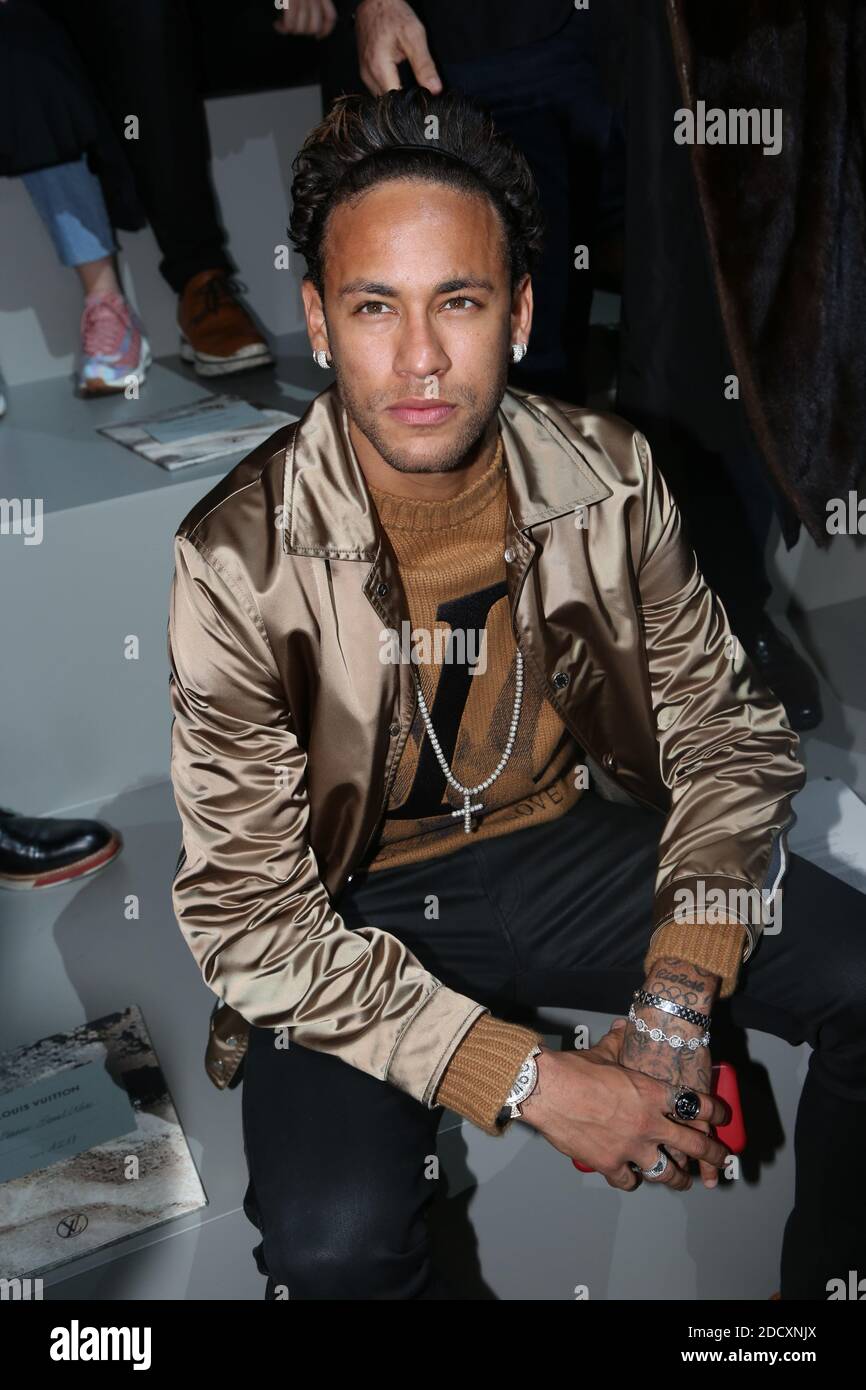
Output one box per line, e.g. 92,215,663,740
620,957,717,1098
646,957,721,1011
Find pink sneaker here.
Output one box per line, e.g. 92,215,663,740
77,291,151,396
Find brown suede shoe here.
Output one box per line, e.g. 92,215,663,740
178,269,273,376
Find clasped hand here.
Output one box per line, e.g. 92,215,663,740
519,1018,732,1193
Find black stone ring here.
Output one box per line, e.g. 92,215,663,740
673,1087,701,1122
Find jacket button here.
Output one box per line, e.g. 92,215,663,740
225,1035,238,1047
602,751,617,772
213,1059,225,1072
504,547,515,563
388,721,401,737
553,671,569,690
376,582,389,597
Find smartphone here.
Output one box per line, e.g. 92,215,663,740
571,1061,746,1173
710,1060,746,1153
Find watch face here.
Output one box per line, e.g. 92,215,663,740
511,1054,537,1102
516,1060,533,1089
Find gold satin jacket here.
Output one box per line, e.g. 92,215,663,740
167,383,805,1096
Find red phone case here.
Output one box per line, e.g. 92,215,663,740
709,1061,746,1153
571,1061,746,1173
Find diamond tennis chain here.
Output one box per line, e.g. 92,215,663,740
411,650,525,832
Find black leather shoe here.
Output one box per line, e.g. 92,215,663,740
0,807,122,889
740,617,823,732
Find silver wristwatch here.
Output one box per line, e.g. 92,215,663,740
496,1045,542,1128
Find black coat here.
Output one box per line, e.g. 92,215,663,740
619,0,866,546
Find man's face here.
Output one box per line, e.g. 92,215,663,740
303,178,531,475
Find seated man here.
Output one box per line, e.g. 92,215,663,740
167,87,866,1301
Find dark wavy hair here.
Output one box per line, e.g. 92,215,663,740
288,86,545,300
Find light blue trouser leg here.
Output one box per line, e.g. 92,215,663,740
21,156,119,267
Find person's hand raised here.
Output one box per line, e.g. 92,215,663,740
355,0,442,95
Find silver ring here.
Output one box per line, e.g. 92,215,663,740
673,1087,702,1122
633,1148,669,1179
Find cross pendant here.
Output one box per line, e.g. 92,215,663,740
451,793,483,833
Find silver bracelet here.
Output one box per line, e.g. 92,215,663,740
628,1004,710,1051
633,989,711,1031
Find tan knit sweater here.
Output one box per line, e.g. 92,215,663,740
362,434,570,1133
364,434,584,873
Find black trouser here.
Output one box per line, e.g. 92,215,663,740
52,0,232,293
436,10,625,407
241,790,866,1300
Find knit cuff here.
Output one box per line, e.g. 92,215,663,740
433,1013,544,1137
644,919,749,999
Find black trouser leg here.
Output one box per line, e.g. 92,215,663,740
780,1068,866,1299
239,837,518,1301
241,791,866,1299
241,1013,446,1300
55,0,233,293
438,11,620,407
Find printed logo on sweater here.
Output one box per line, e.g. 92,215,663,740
388,581,507,823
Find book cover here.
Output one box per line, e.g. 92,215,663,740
97,394,297,470
0,1006,207,1278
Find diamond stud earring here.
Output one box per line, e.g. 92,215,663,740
312,348,333,369
511,342,527,363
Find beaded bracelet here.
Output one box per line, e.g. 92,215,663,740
627,1004,710,1051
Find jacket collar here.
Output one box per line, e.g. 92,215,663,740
282,381,612,559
